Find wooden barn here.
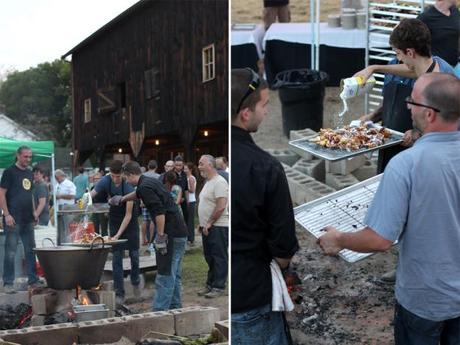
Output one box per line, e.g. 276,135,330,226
62,0,228,169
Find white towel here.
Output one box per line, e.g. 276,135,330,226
270,260,294,312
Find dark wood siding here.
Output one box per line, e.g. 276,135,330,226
70,0,228,164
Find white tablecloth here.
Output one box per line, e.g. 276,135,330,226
263,23,376,49
231,24,265,58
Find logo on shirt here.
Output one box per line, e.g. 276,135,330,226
23,178,32,190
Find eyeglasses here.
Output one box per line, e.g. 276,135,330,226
236,68,260,114
405,96,440,112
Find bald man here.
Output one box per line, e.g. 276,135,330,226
319,73,460,345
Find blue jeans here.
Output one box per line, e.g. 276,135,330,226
153,237,187,311
232,304,290,345
112,248,140,298
3,223,38,286
394,302,460,345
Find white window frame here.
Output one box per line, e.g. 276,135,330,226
84,98,91,123
202,44,215,83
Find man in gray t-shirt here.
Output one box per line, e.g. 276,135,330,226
32,166,49,226
318,73,460,344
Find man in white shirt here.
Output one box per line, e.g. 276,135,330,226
54,169,76,244
197,154,229,299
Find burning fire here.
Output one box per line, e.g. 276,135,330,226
81,296,90,305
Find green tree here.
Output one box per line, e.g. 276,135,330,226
0,59,71,146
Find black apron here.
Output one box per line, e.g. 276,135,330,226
377,80,413,173
108,181,139,251
378,61,437,173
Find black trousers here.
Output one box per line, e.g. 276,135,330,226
202,226,228,289
394,302,460,345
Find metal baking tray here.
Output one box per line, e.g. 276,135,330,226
57,203,110,215
289,126,404,162
294,175,382,263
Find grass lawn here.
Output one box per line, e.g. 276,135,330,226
182,247,208,289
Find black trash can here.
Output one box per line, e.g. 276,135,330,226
273,69,328,136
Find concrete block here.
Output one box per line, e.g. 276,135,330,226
0,291,29,308
289,128,318,141
215,320,229,340
265,149,299,166
284,165,335,205
352,159,377,181
292,158,325,182
326,172,360,190
288,145,314,161
30,315,46,326
96,290,116,311
325,155,366,175
0,323,78,345
123,311,175,340
31,291,59,315
77,317,128,344
172,306,220,336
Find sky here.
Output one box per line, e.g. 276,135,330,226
0,0,139,73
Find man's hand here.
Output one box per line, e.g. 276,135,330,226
4,214,15,227
317,226,343,256
353,66,375,83
110,233,120,241
154,233,168,255
202,224,211,236
33,211,39,223
402,129,421,147
359,113,373,123
108,195,123,206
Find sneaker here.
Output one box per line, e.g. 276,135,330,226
3,285,16,294
197,286,212,296
147,243,155,253
204,288,225,299
29,280,46,289
380,269,396,284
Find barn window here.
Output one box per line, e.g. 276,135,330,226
145,68,160,100
84,98,91,123
202,44,215,83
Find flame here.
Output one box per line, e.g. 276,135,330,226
81,296,90,305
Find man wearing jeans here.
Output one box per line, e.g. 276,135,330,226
197,154,229,299
91,160,140,306
112,161,188,311
318,73,460,345
231,69,299,345
0,145,40,293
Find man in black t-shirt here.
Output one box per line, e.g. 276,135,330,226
0,146,40,293
418,0,460,67
231,68,299,345
263,0,290,30
111,161,187,311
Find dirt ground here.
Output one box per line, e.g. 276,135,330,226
250,90,397,345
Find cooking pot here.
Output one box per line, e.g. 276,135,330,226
34,237,110,290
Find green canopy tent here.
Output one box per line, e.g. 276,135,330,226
0,137,57,227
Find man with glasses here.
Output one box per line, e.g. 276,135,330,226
231,68,299,345
319,73,460,345
356,18,456,172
